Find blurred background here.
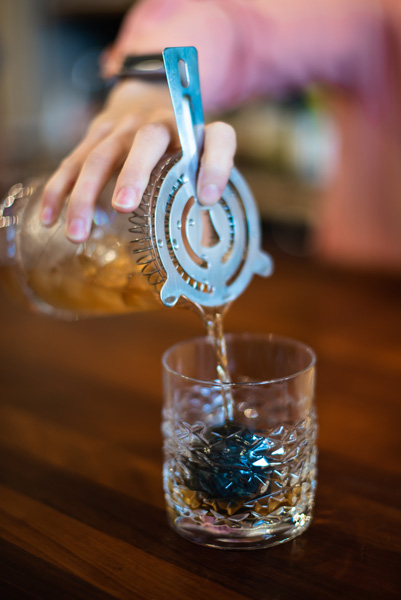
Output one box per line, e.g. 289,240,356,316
0,0,339,257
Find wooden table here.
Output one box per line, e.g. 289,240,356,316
0,250,400,599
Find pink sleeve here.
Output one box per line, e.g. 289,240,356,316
102,0,391,114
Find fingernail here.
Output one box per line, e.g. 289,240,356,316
67,218,87,242
114,186,137,209
41,206,53,226
200,184,220,205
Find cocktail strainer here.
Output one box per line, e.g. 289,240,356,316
129,47,272,308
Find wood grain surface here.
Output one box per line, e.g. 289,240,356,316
0,249,400,600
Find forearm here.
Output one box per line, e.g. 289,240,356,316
102,0,389,112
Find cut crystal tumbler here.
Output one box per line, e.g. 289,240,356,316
162,333,317,550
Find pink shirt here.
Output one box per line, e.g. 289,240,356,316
103,0,401,268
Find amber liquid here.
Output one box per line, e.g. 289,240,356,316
200,306,234,421
0,233,160,317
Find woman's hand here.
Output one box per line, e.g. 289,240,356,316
40,80,236,243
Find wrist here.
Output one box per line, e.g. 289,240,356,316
105,78,173,121
107,78,170,103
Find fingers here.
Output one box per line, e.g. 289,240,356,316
111,121,172,213
65,118,138,242
197,121,236,206
40,119,114,227
42,116,173,244
40,111,234,246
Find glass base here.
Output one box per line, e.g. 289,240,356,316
168,511,313,550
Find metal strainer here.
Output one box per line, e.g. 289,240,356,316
129,46,272,308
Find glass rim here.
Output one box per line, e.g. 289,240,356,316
162,332,316,387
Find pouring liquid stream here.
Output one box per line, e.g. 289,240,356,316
200,305,234,422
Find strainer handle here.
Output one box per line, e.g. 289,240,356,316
162,47,204,186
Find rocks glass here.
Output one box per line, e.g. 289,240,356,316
162,333,317,550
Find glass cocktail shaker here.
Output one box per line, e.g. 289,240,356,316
0,177,161,319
